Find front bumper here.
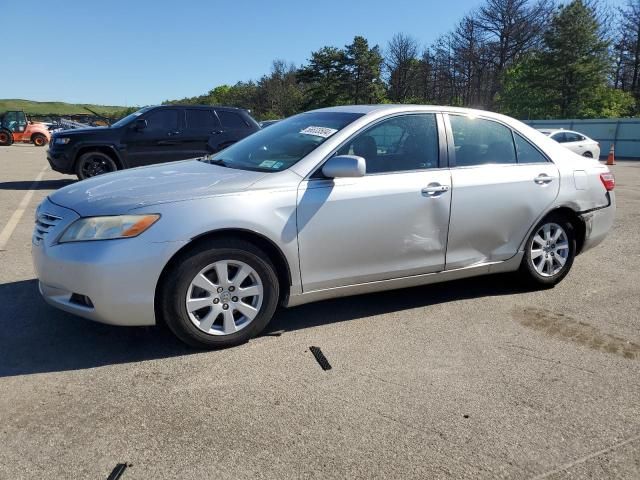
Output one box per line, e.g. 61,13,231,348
46,146,75,174
32,198,187,326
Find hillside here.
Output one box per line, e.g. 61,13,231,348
0,99,129,116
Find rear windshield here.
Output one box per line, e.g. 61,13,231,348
201,112,363,172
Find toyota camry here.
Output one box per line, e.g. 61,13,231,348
32,106,615,348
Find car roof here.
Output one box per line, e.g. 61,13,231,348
151,104,247,112
310,104,496,115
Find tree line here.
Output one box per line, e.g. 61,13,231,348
166,0,640,120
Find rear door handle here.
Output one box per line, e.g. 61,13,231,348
534,174,553,185
422,184,450,196
157,140,179,146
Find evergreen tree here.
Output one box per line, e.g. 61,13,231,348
501,1,634,118
297,47,349,109
344,36,385,104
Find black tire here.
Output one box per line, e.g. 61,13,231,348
582,151,593,158
159,238,280,349
75,151,118,180
519,213,576,287
32,133,47,147
0,129,12,146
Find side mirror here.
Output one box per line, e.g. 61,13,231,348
135,118,148,131
322,155,366,178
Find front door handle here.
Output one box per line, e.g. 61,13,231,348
422,183,450,196
534,174,553,185
157,140,179,146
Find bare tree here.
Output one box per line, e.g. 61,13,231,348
385,33,419,102
475,0,554,106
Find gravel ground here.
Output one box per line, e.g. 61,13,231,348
0,145,638,479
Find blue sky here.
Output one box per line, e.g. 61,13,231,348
1,0,626,106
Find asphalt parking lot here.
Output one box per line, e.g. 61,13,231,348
0,144,638,479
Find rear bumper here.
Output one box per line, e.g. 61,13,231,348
46,147,74,174
580,192,616,253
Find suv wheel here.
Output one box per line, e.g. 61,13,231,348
76,151,118,180
160,239,280,349
520,214,576,287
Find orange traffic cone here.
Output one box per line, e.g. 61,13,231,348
606,144,616,165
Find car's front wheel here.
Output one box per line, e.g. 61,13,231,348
520,214,576,287
160,239,280,349
75,151,118,180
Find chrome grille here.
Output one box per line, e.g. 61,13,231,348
33,212,62,245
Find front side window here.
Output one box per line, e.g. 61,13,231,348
203,112,363,172
337,114,439,173
144,109,178,132
450,115,516,166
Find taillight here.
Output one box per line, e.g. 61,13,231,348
600,172,615,191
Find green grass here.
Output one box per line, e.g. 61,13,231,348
0,99,130,116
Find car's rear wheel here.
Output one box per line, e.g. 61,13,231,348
32,133,47,147
160,239,280,349
0,129,12,146
520,214,576,286
75,151,118,180
582,151,593,158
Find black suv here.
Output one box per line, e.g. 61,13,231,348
47,105,260,179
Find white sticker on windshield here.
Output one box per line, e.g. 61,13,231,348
259,160,277,168
299,126,338,138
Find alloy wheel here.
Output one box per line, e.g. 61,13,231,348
81,156,116,177
185,260,264,335
530,222,569,277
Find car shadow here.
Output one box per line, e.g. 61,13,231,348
0,279,192,378
0,274,536,377
0,179,75,190
266,273,536,334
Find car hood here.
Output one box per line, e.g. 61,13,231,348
56,126,107,136
49,159,267,216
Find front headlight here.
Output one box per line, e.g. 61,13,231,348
54,137,71,145
58,214,160,243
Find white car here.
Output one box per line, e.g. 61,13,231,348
539,129,601,159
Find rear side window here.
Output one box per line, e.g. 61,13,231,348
514,133,548,163
564,132,583,142
185,109,218,130
217,111,248,129
551,132,567,143
144,109,178,132
450,115,516,166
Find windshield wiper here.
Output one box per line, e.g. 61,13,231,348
203,158,228,167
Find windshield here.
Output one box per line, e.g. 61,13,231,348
111,107,153,128
202,112,363,172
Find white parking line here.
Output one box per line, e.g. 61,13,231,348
0,165,49,251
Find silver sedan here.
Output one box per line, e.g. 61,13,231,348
32,106,616,348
